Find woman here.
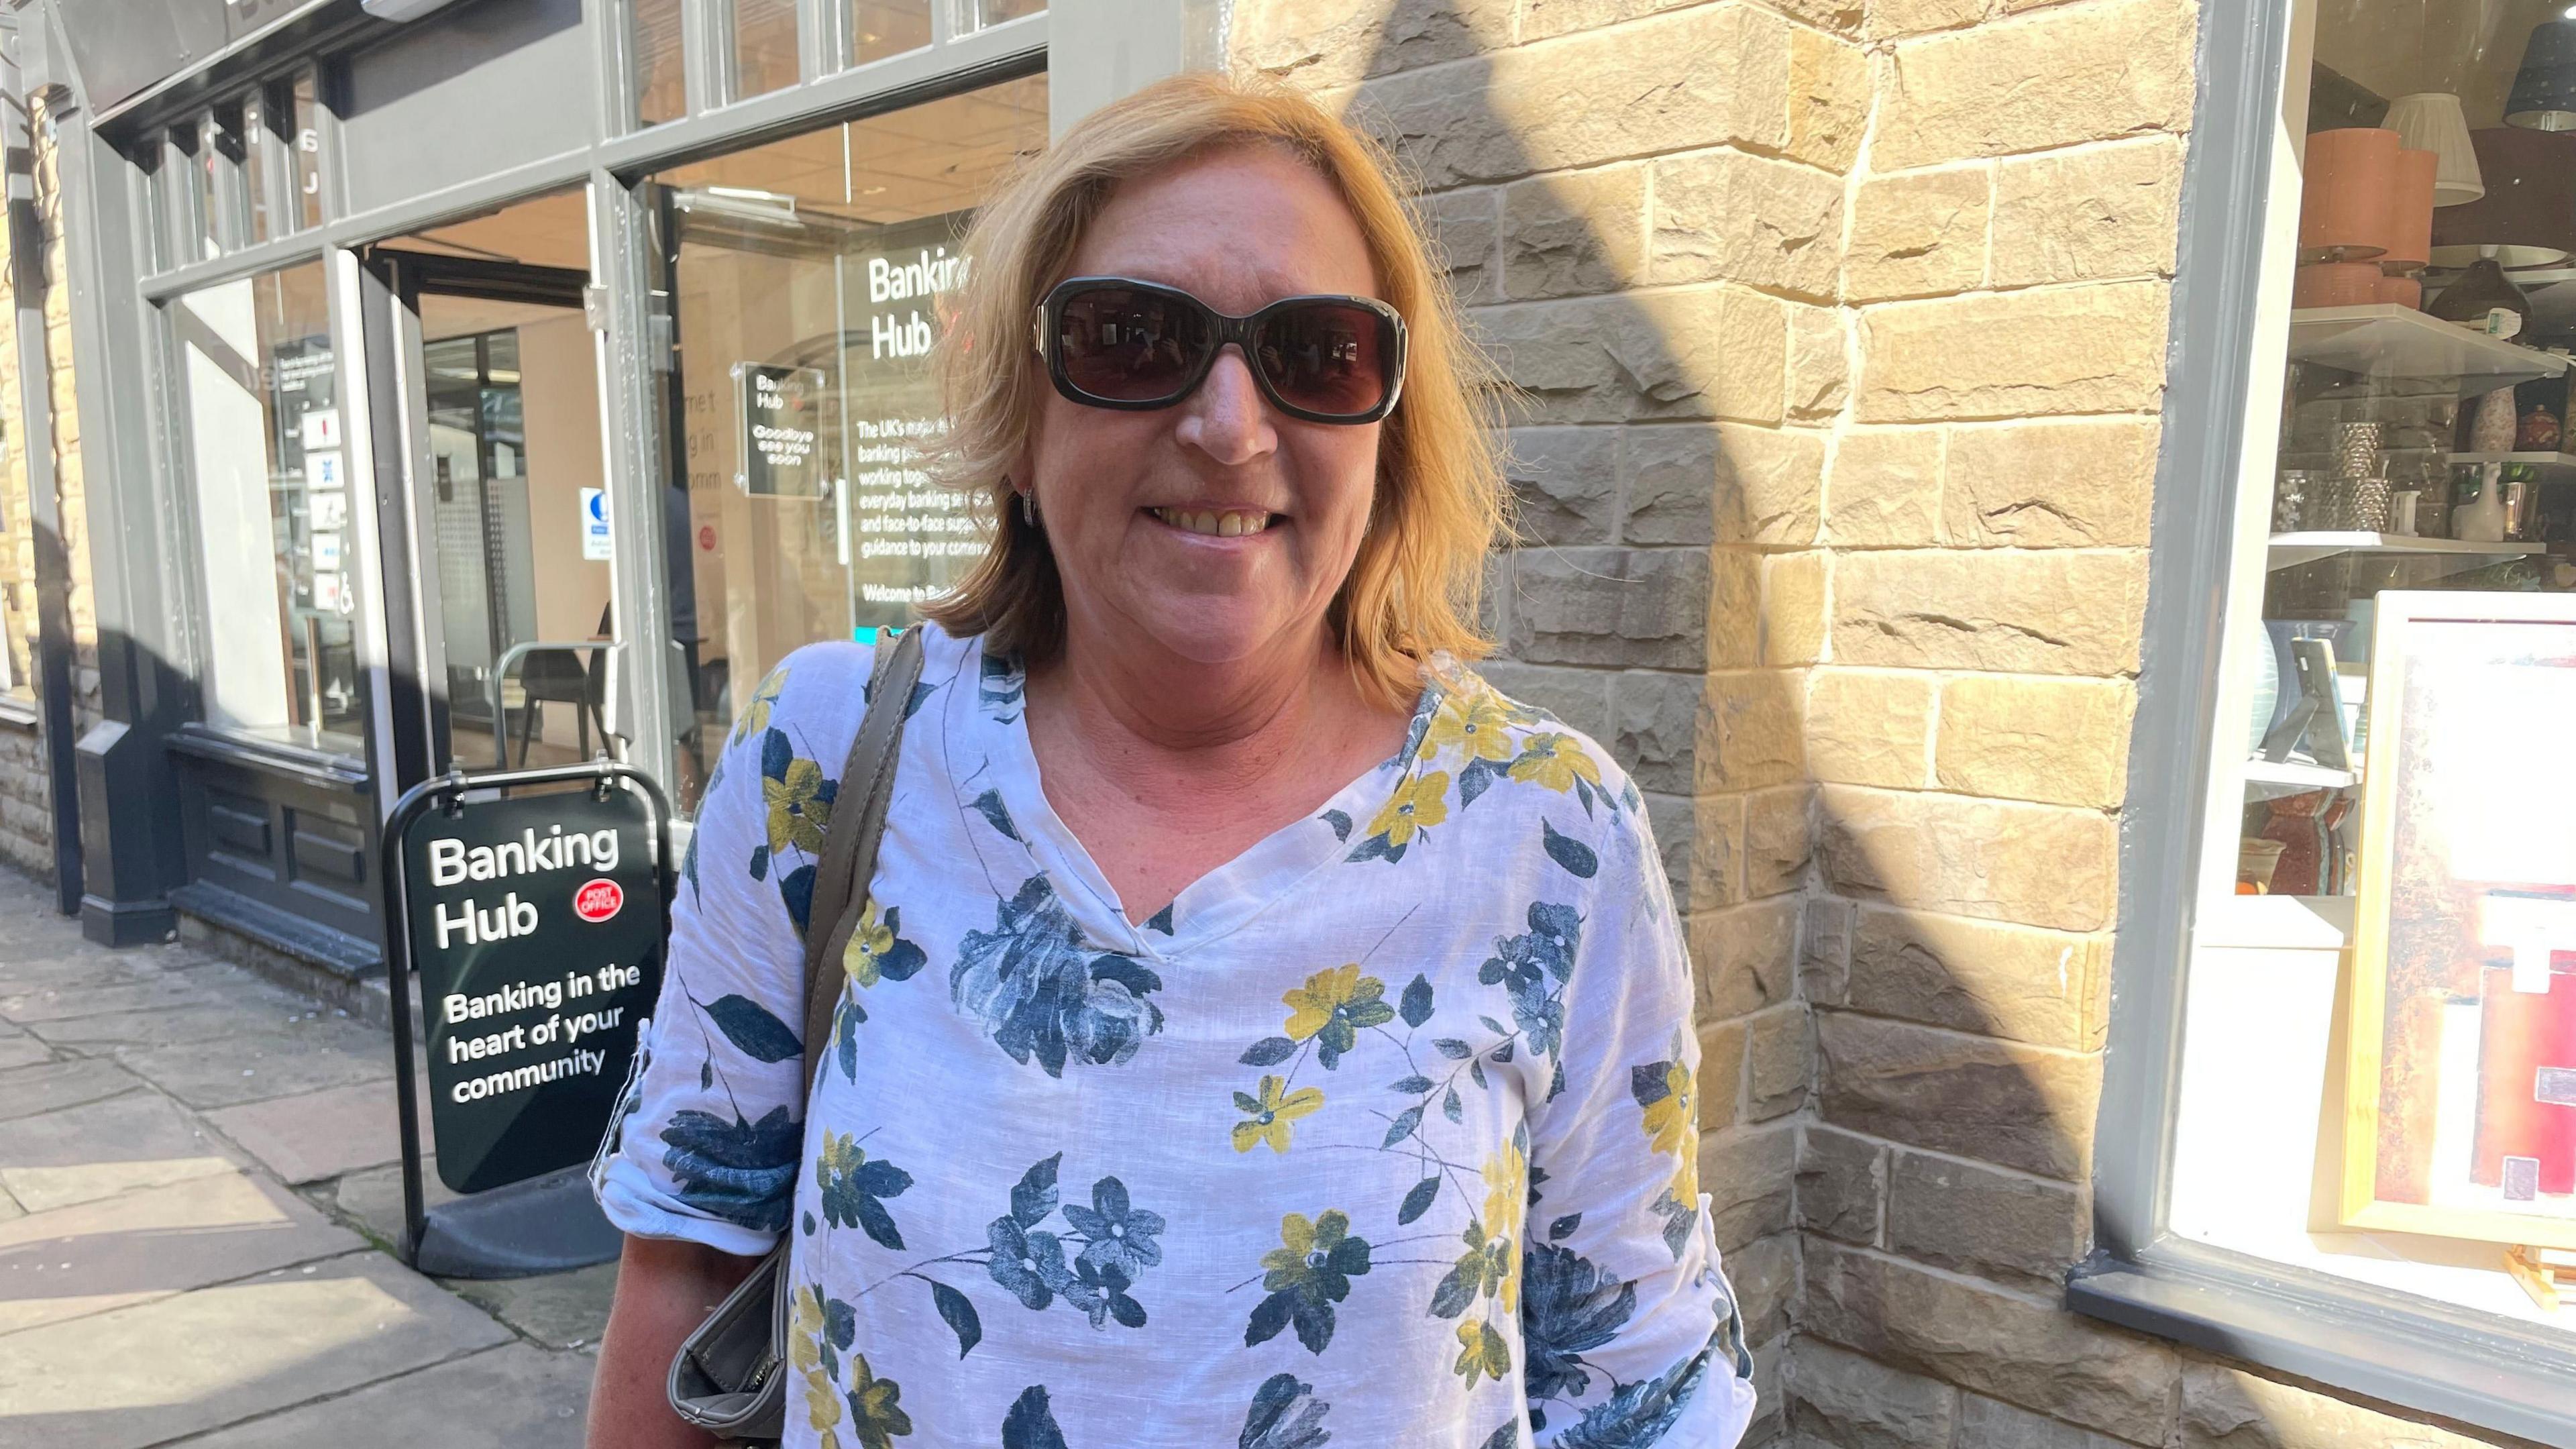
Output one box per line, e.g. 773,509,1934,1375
588,74,1755,1449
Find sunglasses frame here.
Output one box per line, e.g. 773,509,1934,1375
1032,276,1409,425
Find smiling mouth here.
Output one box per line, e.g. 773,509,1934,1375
1148,506,1282,538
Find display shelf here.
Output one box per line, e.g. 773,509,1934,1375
2445,451,2576,470
2267,532,2542,570
2244,757,2358,798
2288,305,2568,386
2198,893,2356,951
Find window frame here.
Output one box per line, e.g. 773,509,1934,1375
2078,0,2576,1436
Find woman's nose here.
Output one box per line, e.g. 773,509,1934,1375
1175,347,1278,466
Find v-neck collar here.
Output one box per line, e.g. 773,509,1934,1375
942,629,1445,961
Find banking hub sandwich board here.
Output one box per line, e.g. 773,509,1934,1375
398,780,664,1195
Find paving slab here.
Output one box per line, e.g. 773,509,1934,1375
205,1073,426,1186
0,1057,144,1123
0,1089,239,1214
0,1166,362,1335
445,1260,619,1349
176,1340,594,1448
0,1248,512,1449
20,998,341,1051
0,1026,50,1071
0,974,231,1025
329,1157,461,1250
115,1021,394,1110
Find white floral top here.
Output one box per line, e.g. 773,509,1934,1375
593,623,1756,1449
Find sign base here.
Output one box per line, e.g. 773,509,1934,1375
413,1165,623,1279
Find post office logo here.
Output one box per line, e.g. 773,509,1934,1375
573,878,624,923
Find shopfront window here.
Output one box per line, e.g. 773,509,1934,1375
2173,0,2576,1340
170,262,358,753
732,0,800,99
643,72,1046,810
851,1,930,65
289,70,323,231
962,0,1043,30
631,0,688,127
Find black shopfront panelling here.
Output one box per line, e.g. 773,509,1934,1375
166,733,381,977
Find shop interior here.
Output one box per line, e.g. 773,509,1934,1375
2173,0,2576,1328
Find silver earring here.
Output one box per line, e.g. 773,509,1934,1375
1020,490,1039,527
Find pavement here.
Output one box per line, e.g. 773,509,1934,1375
0,867,612,1447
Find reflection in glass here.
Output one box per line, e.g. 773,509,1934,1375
197,115,236,260
290,72,323,230
173,263,358,751
632,0,688,126
851,0,930,65
644,73,1048,810
964,0,1044,29
734,0,799,98
244,91,275,244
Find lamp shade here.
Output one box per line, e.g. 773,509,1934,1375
2508,19,2576,131
2430,127,2576,268
2301,127,2401,259
2383,148,2437,268
2384,93,2484,205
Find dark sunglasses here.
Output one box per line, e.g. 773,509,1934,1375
1032,276,1407,425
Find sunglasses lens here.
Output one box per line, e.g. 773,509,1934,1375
1256,302,1393,419
1055,286,1213,403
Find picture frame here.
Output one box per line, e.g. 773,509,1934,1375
2340,591,2576,1250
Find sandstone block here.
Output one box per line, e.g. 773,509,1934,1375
1643,790,1708,913
1625,423,1824,547
1886,1150,2089,1287
1612,669,1705,796
1960,1393,2141,1448
1873,0,2197,170
1801,894,1856,1004
1848,904,2106,1050
1504,164,1646,300
1707,547,1764,670
1818,784,2117,932
1701,1016,1750,1127
1231,0,1513,90
1727,1230,1799,1346
1803,1239,2180,1442
1507,545,1709,668
1743,782,1813,898
1358,4,1791,188
1858,281,2171,421
1825,427,1947,549
1682,790,1746,914
1746,1003,1812,1120
1699,668,1806,792
1796,1122,1885,1244
1476,659,1611,741
1785,1337,1958,1449
1761,551,1829,667
1831,549,2148,677
1944,416,2159,547
1788,27,1872,172
1816,1010,2104,1179
1477,286,1788,425
1649,148,1843,299
1806,669,1934,789
1699,1121,1797,1252
1847,166,1991,303
2178,1362,2521,1449
1992,136,2185,286
1868,0,1989,40
1690,895,1802,1020
1505,425,1621,545
1421,186,1499,305
1786,303,1850,421
1937,675,2135,808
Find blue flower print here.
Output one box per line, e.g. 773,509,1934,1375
986,1214,1076,1311
659,1105,800,1232
1520,1241,1638,1403
1238,1373,1332,1449
951,875,1167,1076
1063,1176,1165,1281
1552,1344,1711,1449
1068,1258,1148,1329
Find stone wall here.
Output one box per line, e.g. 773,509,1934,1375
1231,3,2539,1446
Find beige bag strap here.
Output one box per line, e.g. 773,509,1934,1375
798,628,926,1094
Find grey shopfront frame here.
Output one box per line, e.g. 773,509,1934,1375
20,0,1216,973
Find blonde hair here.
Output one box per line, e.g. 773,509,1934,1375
920,72,1505,709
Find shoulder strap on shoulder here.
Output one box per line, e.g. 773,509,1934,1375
800,629,927,1093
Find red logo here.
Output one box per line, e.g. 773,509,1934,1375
573,878,624,923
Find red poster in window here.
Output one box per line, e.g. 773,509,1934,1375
2474,960,2576,1198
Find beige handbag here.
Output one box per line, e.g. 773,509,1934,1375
664,627,925,1446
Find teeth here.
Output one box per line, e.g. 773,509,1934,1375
1154,508,1271,537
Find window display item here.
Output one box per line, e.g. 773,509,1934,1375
2340,593,2576,1252
2455,464,2509,541
2508,19,2576,131
2383,148,2438,274
2472,388,2520,453
2295,261,2388,307
2317,471,2394,532
2300,127,2400,261
2392,489,2422,536
2378,274,2422,307
2520,406,2563,451
2239,837,2290,894
2384,93,2485,206
2430,128,2576,269
2331,421,2383,478
2428,250,2531,330
2273,469,2312,532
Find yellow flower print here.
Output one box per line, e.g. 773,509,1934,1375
1640,1060,1696,1159
1509,732,1603,794
763,757,831,857
789,1285,841,1434
1481,1138,1529,1312
1453,1318,1511,1388
804,1364,843,1436
1232,1074,1326,1153
733,665,789,745
847,904,897,984
1366,770,1450,848
844,1354,913,1449
1423,690,1516,765
1282,964,1389,1042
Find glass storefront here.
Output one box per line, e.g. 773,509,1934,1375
170,261,358,752
643,72,1047,808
